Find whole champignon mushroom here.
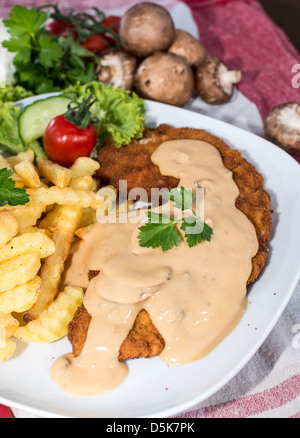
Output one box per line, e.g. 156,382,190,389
168,30,207,68
134,52,194,107
95,48,137,91
264,102,300,155
119,2,175,58
195,57,242,105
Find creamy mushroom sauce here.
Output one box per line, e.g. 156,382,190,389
51,139,258,396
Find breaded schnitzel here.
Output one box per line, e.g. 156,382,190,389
68,124,272,361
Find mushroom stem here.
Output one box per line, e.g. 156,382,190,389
264,102,300,155
219,68,242,94
95,48,137,91
278,103,300,130
97,66,113,83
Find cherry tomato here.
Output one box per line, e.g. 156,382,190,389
81,34,116,54
43,115,98,167
47,20,78,38
102,15,121,33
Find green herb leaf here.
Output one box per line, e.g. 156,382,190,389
181,217,213,248
38,35,64,68
162,186,193,212
3,5,49,38
2,6,97,94
138,187,213,251
0,168,29,207
137,212,181,252
2,34,32,54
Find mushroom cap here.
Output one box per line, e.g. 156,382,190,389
195,57,241,105
168,29,207,68
134,52,194,107
264,102,300,155
119,2,175,58
95,48,137,90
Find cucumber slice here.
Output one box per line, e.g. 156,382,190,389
19,96,72,145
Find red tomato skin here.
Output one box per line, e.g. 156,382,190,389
43,115,98,168
47,20,78,38
81,34,115,54
102,15,120,33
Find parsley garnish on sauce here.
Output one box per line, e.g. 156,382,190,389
0,168,29,207
138,187,213,251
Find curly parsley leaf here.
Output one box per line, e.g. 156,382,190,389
138,187,213,251
0,168,29,207
63,81,145,149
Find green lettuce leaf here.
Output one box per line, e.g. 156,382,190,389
0,83,33,103
0,102,24,154
63,81,145,148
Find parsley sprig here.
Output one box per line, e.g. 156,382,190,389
2,5,97,94
138,187,213,251
0,168,29,207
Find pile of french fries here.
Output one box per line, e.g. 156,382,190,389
0,150,109,361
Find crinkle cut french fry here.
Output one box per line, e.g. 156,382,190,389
0,277,41,313
26,187,102,210
38,205,63,230
96,185,118,219
0,251,41,293
77,207,96,230
0,212,19,248
14,160,41,188
16,286,84,343
0,313,19,347
69,175,93,191
24,206,82,321
0,313,18,361
9,205,46,233
75,224,93,240
0,232,55,263
69,156,100,178
0,339,16,361
6,149,35,168
37,157,72,188
24,176,94,320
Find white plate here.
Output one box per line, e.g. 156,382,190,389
1,96,300,418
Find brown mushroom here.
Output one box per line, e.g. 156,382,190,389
264,102,300,155
119,2,175,58
134,52,194,107
195,57,242,105
168,30,207,68
95,48,137,90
